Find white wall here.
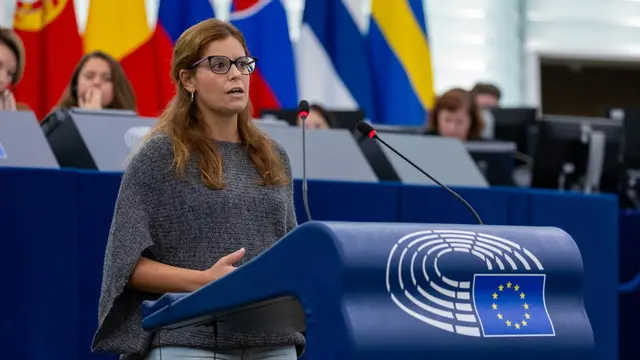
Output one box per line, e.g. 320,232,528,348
426,0,523,106
523,0,640,108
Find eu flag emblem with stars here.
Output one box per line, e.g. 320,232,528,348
473,274,555,337
0,141,6,159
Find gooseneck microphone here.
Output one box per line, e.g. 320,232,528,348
298,100,312,221
356,121,484,225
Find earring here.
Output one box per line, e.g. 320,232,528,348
190,91,194,103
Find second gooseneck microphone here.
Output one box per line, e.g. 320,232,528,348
356,121,484,225
297,100,313,222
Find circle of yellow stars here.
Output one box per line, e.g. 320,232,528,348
491,281,530,329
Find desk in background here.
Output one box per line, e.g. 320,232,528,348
0,110,59,169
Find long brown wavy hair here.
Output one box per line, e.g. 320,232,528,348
58,51,136,111
151,19,288,189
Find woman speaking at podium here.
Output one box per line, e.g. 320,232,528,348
92,19,302,360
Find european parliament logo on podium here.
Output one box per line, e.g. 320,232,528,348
386,229,555,338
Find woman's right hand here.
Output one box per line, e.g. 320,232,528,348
79,87,103,110
0,89,16,111
202,248,246,284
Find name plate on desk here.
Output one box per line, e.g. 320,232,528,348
45,109,156,171
257,123,378,182
358,132,488,187
0,110,59,169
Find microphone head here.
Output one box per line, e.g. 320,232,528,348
298,100,310,119
356,121,377,139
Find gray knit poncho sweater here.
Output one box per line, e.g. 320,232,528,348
91,133,305,359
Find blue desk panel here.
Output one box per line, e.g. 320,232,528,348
618,210,640,360
399,185,530,225
76,171,122,360
527,190,619,360
0,167,621,360
293,179,401,223
0,168,81,359
619,210,640,285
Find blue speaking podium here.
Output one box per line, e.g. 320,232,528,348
141,222,594,359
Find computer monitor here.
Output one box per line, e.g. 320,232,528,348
261,108,364,130
617,109,640,169
0,110,59,169
490,107,538,156
615,109,640,209
355,132,488,187
531,115,623,193
465,141,516,186
42,108,156,171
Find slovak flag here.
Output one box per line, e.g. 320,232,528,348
152,0,217,106
230,0,298,117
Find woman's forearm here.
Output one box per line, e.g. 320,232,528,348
129,256,207,293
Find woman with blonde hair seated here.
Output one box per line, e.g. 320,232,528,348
0,28,26,111
41,51,136,127
57,50,136,111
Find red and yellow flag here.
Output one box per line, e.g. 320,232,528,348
84,0,171,117
12,0,83,120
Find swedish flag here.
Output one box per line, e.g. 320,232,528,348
368,0,434,125
473,274,555,337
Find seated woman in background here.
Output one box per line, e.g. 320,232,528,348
425,88,485,142
41,51,136,125
296,103,333,129
0,28,25,111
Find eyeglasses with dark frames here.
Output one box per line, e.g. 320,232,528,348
187,55,257,75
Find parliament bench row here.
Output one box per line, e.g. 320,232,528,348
0,166,622,359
